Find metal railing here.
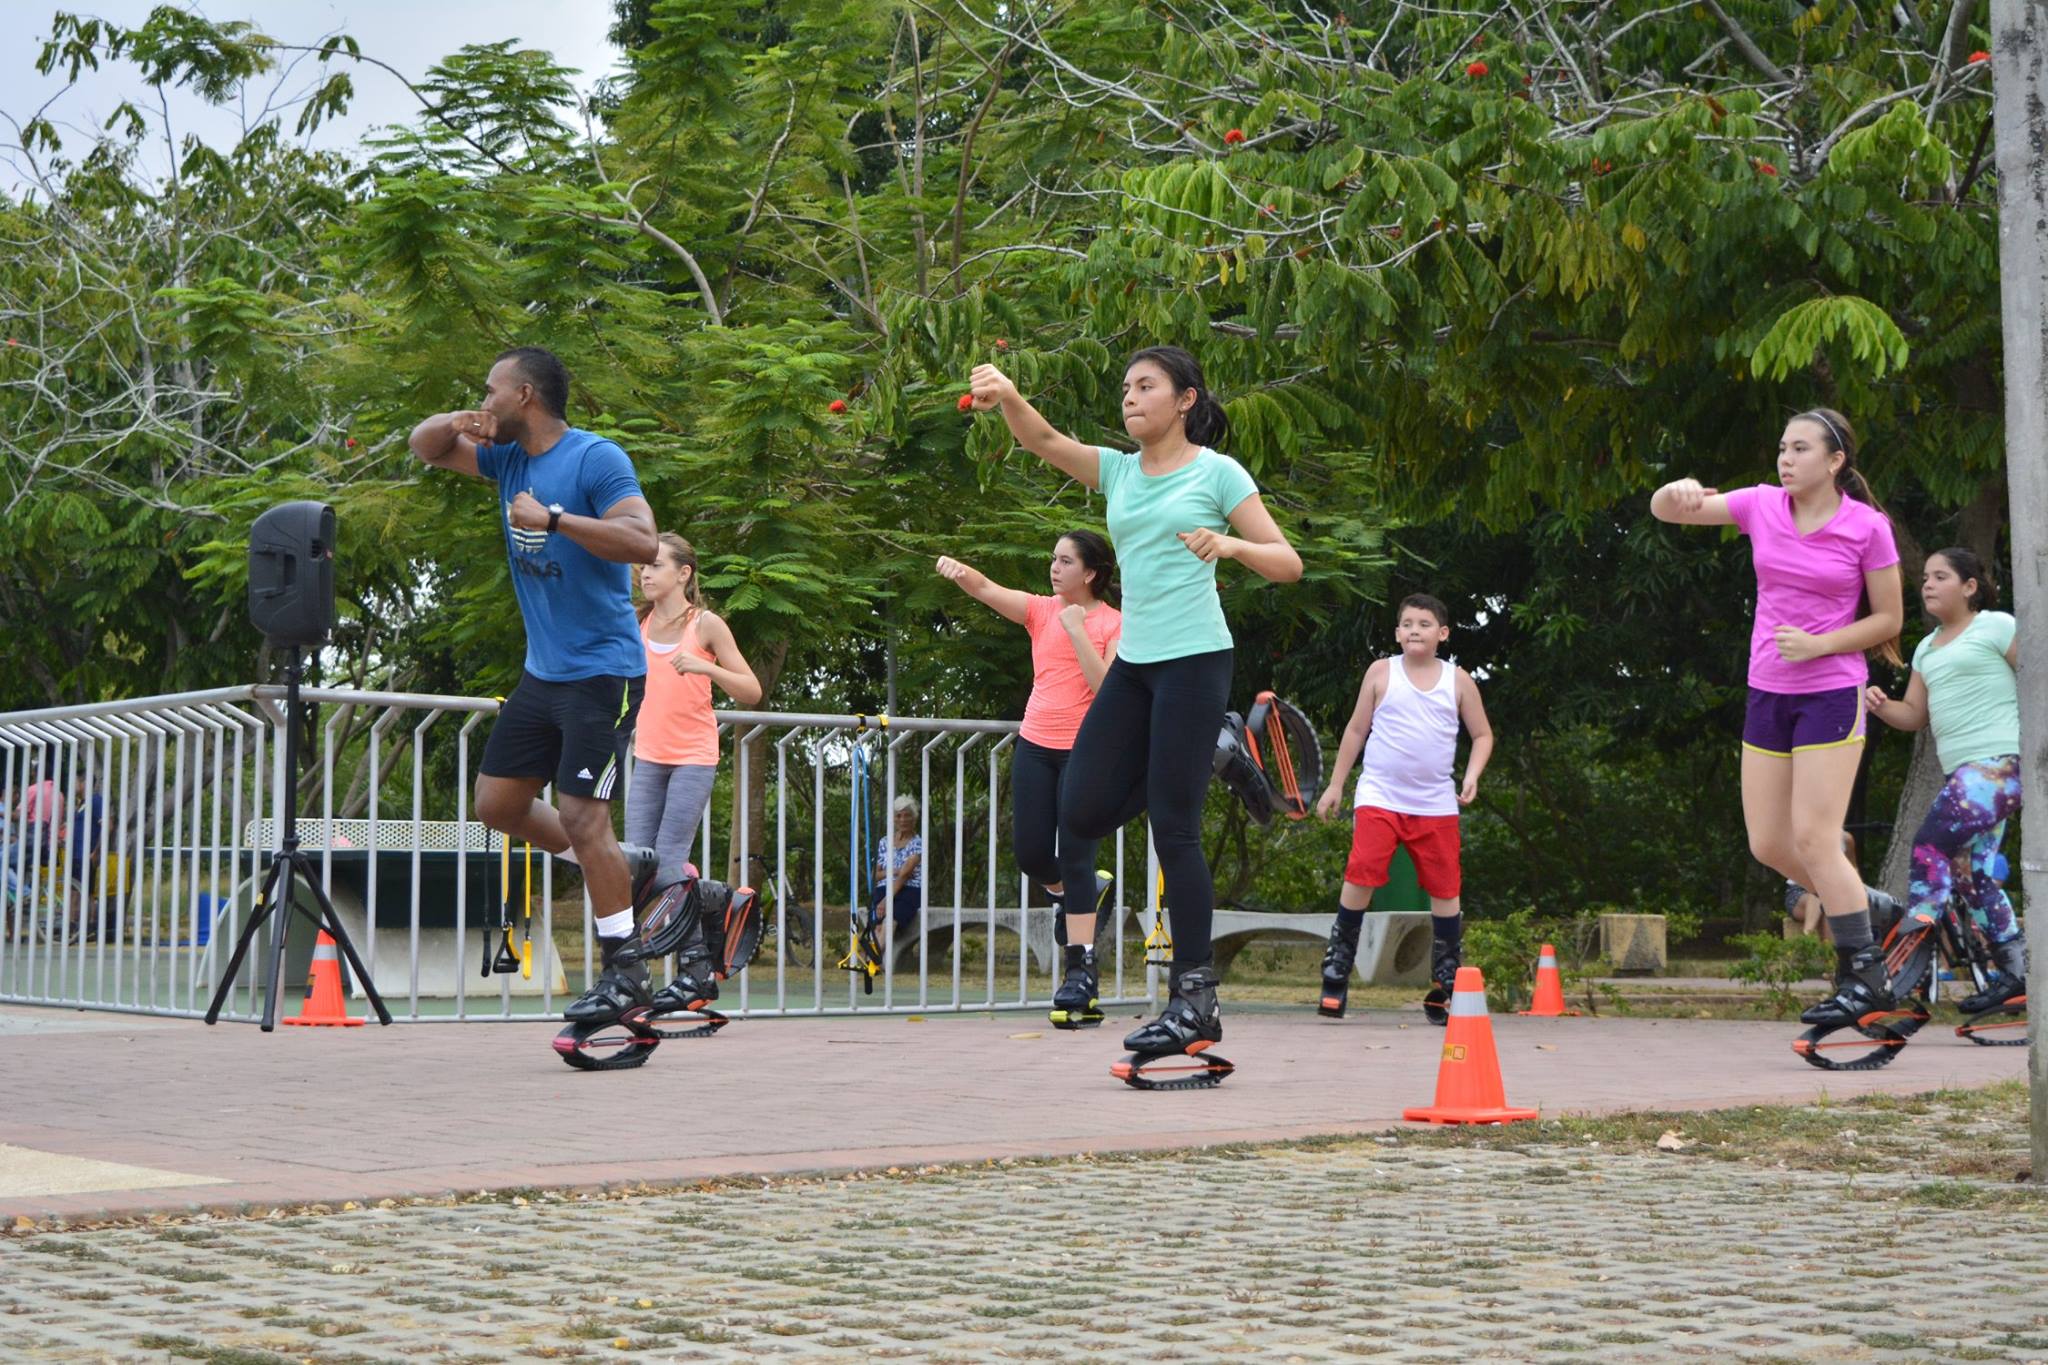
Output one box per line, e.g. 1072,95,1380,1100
0,686,1162,1023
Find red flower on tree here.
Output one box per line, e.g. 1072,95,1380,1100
1466,60,1489,77
1223,128,1246,145
828,399,847,414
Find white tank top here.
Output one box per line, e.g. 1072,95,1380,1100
1354,656,1459,816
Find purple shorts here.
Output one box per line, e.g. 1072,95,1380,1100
1742,686,1865,757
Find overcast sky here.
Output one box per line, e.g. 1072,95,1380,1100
4,1,623,192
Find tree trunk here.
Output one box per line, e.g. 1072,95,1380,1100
1987,0,2048,1179
1878,730,1943,898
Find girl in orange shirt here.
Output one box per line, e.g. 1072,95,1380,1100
625,534,762,1007
936,530,1121,1028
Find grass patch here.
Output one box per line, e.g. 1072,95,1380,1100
130,1339,297,1365
1901,1179,2007,1209
22,1239,113,1261
151,1265,233,1283
640,1317,740,1342
1351,1080,2037,1184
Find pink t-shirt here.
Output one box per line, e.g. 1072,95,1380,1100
1725,485,1899,694
17,780,60,827
1018,597,1122,749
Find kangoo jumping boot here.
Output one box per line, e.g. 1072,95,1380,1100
1422,936,1460,1026
1961,935,2028,1015
563,934,652,1026
1319,916,1362,1019
1111,964,1234,1090
1799,942,1895,1028
1049,945,1102,1029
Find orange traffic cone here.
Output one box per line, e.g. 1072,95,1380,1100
281,930,364,1027
1519,943,1580,1017
1403,966,1537,1125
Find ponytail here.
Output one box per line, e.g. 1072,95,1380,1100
1127,344,1230,449
1184,391,1229,447
636,532,708,626
1797,407,1904,668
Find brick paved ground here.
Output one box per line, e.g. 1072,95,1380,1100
3,999,2044,1362
4,1127,2045,1363
0,1002,2028,1223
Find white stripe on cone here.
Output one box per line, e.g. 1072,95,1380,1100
1448,986,1489,1018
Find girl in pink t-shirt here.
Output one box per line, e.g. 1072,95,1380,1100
935,531,1121,1028
1651,408,1904,1029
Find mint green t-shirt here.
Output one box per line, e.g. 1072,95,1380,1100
1097,445,1260,663
1911,609,2019,774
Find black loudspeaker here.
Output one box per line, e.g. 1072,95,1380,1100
247,501,336,647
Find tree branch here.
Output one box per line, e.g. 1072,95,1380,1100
1699,0,1789,85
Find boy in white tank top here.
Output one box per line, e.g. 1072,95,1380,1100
1311,594,1494,1025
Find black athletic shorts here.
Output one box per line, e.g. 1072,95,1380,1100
480,672,644,800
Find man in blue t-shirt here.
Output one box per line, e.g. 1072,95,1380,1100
409,346,663,1024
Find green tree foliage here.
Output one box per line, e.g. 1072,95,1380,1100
1,0,2014,924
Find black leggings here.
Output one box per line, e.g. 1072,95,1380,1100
1059,648,1233,965
1012,737,1102,914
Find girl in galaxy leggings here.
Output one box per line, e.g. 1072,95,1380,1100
1866,547,2026,1012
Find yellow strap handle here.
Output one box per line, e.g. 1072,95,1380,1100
520,841,534,978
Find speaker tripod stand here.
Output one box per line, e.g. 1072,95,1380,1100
204,652,391,1030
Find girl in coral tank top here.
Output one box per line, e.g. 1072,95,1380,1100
625,533,763,894
936,530,1122,1029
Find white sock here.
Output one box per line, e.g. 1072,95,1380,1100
594,908,634,939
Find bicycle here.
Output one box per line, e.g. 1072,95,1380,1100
1792,887,2028,1071
2,855,97,945
744,854,815,969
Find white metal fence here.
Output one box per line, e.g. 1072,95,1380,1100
0,686,1162,1023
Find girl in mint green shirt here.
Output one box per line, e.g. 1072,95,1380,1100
966,345,1302,1072
1865,546,2025,1012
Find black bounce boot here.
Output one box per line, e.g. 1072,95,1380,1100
1122,964,1223,1056
564,935,652,1024
648,957,720,1015
649,887,720,1014
1423,937,1460,1027
621,843,662,908
1050,946,1103,1030
1960,936,2028,1015
1319,917,1362,1019
1800,943,1895,1027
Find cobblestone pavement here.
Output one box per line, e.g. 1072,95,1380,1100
5,1131,2047,1364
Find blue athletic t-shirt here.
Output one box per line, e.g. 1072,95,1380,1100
474,428,646,682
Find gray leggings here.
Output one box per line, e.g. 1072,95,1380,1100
624,760,718,888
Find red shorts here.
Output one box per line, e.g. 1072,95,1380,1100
1345,805,1462,899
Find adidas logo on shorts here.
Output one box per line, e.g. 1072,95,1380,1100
577,767,594,780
